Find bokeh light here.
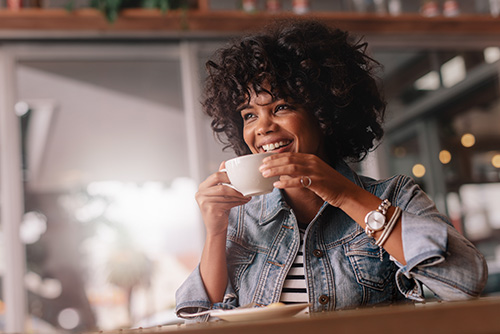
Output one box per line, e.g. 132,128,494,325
20,211,47,244
461,133,476,148
439,150,452,164
492,154,500,168
393,146,407,158
412,164,426,178
58,308,80,330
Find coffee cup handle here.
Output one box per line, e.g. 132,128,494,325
218,168,240,192
220,182,238,191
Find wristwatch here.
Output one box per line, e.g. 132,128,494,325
364,199,391,237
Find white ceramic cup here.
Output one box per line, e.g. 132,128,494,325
222,152,279,196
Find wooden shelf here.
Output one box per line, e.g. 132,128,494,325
0,8,185,32
1,8,500,45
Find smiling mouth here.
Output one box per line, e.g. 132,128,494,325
261,140,292,152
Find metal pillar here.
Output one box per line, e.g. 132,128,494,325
0,47,27,333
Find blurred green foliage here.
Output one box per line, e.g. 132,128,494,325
66,0,191,23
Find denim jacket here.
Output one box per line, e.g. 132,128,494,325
176,161,487,319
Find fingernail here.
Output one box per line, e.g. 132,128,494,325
261,169,270,177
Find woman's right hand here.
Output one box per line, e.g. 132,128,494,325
197,162,249,303
195,162,251,236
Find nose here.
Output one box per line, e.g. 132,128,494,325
256,114,277,136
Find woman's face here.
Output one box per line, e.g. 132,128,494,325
239,89,325,158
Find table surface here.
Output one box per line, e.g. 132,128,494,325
96,297,500,334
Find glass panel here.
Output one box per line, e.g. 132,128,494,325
17,58,202,331
437,73,500,295
377,47,500,295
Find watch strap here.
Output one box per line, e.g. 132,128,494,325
378,199,391,215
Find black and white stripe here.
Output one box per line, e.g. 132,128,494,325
280,226,308,304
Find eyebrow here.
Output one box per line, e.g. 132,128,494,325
237,104,252,113
237,96,283,113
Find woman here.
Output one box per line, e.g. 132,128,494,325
175,20,487,319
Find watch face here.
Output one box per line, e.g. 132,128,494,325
367,211,386,230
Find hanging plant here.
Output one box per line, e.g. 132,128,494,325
66,0,192,23
142,0,170,12
90,0,169,23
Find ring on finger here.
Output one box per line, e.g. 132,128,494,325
300,176,312,188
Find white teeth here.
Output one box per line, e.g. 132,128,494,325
262,140,290,152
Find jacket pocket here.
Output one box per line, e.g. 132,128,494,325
344,234,395,291
226,241,256,292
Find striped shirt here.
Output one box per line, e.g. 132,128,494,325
280,225,308,304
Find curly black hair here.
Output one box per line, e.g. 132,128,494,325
203,19,386,162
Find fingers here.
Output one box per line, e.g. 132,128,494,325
196,164,253,236
259,153,324,190
196,178,250,233
200,169,231,190
259,153,313,178
273,175,312,189
197,169,250,206
199,183,248,201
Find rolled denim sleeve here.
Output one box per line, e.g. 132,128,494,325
175,265,238,321
389,176,488,301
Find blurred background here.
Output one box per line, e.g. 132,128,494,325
1,0,500,332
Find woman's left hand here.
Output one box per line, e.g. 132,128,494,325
259,152,359,208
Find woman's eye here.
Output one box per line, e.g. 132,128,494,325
275,104,291,112
242,113,255,121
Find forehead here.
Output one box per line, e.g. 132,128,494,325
249,89,274,106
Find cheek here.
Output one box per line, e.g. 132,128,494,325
242,128,254,149
300,119,323,149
